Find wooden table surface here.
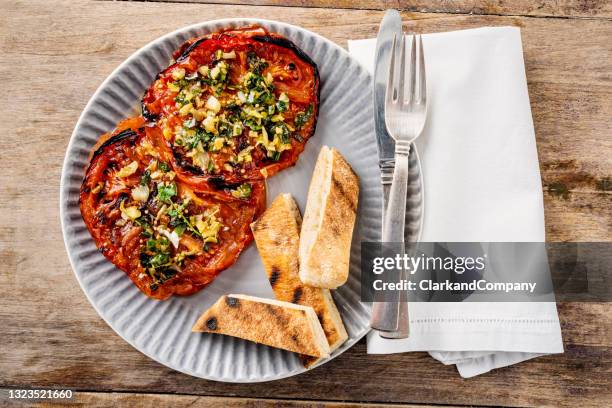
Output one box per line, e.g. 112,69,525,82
1,0,610,407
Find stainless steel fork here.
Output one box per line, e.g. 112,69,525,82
371,34,427,338
385,34,427,247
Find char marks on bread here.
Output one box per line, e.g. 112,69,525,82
192,294,330,358
251,193,348,366
299,146,359,289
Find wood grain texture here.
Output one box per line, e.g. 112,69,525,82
0,0,610,407
0,390,448,408
126,0,612,19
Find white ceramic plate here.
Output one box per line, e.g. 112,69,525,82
60,18,421,382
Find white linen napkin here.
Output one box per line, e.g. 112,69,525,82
348,27,563,377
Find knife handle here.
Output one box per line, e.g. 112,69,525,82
371,161,402,332
379,170,411,338
371,301,400,332
377,146,411,338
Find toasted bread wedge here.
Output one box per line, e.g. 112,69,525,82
251,194,348,366
299,146,359,289
192,294,330,358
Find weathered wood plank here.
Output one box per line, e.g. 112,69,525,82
0,390,449,408
121,0,612,19
0,1,610,407
1,320,610,407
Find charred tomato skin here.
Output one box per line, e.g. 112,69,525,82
79,27,319,301
141,26,319,187
79,117,266,300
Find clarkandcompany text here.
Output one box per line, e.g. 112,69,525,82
372,279,538,294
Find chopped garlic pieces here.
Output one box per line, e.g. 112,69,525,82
171,67,186,80
210,65,221,80
117,161,138,178
210,137,225,151
193,109,206,122
203,115,217,133
140,139,160,158
120,200,141,220
193,207,222,243
179,102,193,116
131,185,149,202
205,95,221,112
156,45,303,174
236,146,254,163
198,65,209,77
157,227,180,248
186,147,209,170
222,50,236,59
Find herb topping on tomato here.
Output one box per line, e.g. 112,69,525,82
79,118,265,300
142,27,319,183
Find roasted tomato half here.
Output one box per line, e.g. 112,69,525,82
79,118,266,300
142,26,319,185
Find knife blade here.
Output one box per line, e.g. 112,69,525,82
369,9,407,334
373,10,401,170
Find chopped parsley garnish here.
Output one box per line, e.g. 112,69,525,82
295,104,313,129
140,169,151,186
158,161,170,172
132,171,225,292
247,51,268,75
156,182,177,203
167,201,194,235
140,235,177,291
148,268,177,292
173,223,187,236
174,92,188,106
183,128,212,150
231,183,252,199
163,47,303,170
270,123,290,144
276,100,288,112
183,118,196,129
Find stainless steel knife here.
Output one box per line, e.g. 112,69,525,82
373,10,401,183
369,10,410,338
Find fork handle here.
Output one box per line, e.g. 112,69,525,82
371,142,411,334
383,141,410,243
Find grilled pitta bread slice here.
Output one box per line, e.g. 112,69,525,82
299,146,359,289
250,194,348,366
192,294,330,358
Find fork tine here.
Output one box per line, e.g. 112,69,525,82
408,35,417,104
386,34,397,105
418,35,426,104
396,34,406,104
